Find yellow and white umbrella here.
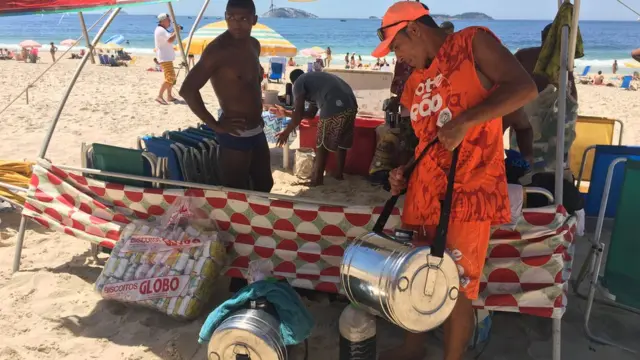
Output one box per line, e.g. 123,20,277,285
184,21,297,57
96,42,123,51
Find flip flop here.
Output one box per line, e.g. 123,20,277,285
155,98,168,105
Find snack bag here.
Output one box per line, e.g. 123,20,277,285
95,197,227,320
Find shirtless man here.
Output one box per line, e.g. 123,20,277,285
179,0,273,192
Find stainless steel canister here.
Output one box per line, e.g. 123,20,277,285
340,232,460,333
208,308,287,360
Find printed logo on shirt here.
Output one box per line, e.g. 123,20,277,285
410,73,452,128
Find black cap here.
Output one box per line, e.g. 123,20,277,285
440,21,454,30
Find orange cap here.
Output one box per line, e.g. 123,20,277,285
372,2,430,58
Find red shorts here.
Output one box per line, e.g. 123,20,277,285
404,221,491,300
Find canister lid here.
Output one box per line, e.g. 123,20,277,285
388,246,460,333
208,328,283,360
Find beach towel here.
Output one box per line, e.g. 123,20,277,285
0,161,33,204
198,280,314,346
533,2,584,86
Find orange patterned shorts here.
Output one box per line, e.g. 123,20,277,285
160,61,176,85
404,221,491,300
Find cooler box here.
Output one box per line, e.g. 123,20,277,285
299,116,384,176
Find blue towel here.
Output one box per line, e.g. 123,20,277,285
198,280,314,346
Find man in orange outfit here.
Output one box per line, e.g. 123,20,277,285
374,2,537,360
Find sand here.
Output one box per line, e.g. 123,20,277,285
1,55,640,360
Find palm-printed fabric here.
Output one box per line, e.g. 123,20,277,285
23,162,576,318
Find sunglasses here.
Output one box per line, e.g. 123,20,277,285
377,20,408,41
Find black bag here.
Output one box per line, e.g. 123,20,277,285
527,172,584,214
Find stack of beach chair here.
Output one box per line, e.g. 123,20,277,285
82,124,220,188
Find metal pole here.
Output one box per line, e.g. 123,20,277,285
568,0,581,69
552,318,561,360
184,0,211,57
78,12,96,65
37,8,121,159
25,87,29,105
167,3,190,72
12,215,28,273
554,25,569,206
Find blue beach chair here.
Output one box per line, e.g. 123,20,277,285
620,75,632,90
576,145,640,217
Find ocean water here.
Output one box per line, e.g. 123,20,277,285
0,14,638,73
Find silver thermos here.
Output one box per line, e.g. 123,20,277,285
338,305,376,360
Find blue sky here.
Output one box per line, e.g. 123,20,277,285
125,0,639,21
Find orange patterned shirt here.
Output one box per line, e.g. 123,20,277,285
400,27,511,226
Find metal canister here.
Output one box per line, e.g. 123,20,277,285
207,307,287,360
340,232,460,333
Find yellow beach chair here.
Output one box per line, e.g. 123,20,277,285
570,116,623,192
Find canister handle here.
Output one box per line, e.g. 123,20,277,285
431,146,460,259
372,138,439,234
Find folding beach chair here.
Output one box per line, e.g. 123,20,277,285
579,65,591,77
138,136,186,182
620,75,632,90
164,131,208,184
569,116,624,190
268,61,285,83
576,145,640,217
180,128,220,184
81,143,159,187
578,158,640,354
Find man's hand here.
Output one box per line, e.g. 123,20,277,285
388,166,407,196
437,119,471,151
271,105,287,118
275,129,291,147
215,118,246,136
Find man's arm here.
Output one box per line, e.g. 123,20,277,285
457,31,538,128
179,44,219,130
502,107,534,164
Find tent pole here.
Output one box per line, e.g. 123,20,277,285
167,3,189,72
568,0,581,69
11,215,28,273
184,0,211,57
78,12,96,64
555,26,569,206
37,8,121,159
14,8,121,273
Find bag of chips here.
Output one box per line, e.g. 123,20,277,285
95,197,227,320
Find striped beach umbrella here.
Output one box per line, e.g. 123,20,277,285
184,21,297,57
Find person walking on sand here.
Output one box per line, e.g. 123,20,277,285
373,2,536,359
154,13,179,105
180,0,273,193
344,52,350,69
49,42,57,62
613,59,618,74
325,47,332,67
274,69,358,186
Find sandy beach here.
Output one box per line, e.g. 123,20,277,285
1,55,639,360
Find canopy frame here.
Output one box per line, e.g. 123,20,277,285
9,3,582,360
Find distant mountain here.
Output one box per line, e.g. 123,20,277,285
369,16,378,19
262,7,318,19
431,12,493,21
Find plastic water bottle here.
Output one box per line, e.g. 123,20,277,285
285,83,293,106
338,305,376,360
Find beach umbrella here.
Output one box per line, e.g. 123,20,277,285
96,42,123,51
105,34,126,45
19,40,41,48
300,46,325,57
60,39,78,47
184,21,297,57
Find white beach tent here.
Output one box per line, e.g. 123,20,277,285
0,1,583,360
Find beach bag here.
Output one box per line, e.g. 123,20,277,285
95,197,227,320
